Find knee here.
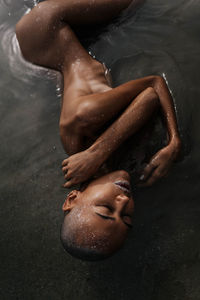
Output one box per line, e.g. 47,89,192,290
15,2,58,60
15,16,28,54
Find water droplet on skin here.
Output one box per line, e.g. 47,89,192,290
25,8,31,15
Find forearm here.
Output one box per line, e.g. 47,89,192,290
88,87,159,164
87,76,181,165
152,76,181,145
120,75,181,144
62,76,181,187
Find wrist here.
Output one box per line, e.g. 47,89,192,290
168,136,182,159
87,142,108,165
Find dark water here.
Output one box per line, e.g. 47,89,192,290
1,0,200,299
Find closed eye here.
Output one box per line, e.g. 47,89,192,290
95,212,115,220
95,212,132,228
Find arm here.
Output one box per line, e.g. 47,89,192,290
60,75,179,154
139,76,182,185
63,75,180,143
88,76,182,186
62,76,181,187
88,76,181,162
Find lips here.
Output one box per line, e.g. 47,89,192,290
114,181,131,194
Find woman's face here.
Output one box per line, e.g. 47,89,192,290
63,170,134,253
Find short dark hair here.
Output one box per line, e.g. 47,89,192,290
60,233,108,261
60,220,109,261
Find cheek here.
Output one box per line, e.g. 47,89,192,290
83,185,116,203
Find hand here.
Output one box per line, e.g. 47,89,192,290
138,141,181,187
62,149,102,188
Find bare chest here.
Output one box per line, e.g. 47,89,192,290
63,60,112,100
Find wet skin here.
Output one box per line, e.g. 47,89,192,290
16,0,181,246
16,0,181,189
62,170,134,253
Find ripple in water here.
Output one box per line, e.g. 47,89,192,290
0,20,62,98
0,0,38,9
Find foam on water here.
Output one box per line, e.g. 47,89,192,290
0,0,194,152
0,0,62,98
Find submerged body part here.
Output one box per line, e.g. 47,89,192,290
16,0,181,260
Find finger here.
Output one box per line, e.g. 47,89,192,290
63,179,75,188
139,175,158,187
62,166,68,174
62,159,68,167
139,163,156,182
64,171,72,179
140,168,164,187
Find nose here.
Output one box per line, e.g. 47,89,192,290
115,194,130,212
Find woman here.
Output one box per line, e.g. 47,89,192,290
16,0,181,260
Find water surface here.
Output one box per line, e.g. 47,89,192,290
1,1,200,299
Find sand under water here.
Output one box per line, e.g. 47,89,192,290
1,0,200,299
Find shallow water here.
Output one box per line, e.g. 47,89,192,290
1,0,200,299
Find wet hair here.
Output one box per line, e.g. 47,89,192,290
60,207,110,261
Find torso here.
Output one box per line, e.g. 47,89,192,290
60,56,113,155
63,57,112,102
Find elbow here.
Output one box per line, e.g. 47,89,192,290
59,102,92,137
59,120,69,138
75,101,94,133
152,75,165,88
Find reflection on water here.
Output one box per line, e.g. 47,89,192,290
1,0,200,299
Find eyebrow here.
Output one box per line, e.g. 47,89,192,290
95,212,132,228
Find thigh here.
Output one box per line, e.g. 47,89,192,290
16,0,136,69
16,2,75,70
46,0,133,25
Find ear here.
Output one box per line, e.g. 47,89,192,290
62,190,80,211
